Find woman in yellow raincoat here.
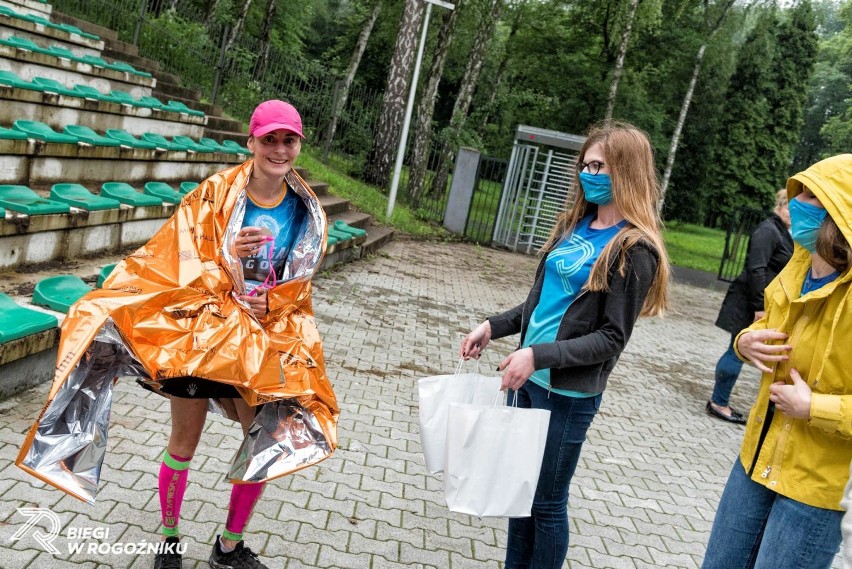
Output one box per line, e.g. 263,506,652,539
16,100,338,569
703,154,852,569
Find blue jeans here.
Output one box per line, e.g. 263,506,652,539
703,459,842,569
504,381,602,569
712,335,744,407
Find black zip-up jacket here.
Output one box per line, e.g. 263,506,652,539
487,240,659,394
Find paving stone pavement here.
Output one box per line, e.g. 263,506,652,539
0,238,844,568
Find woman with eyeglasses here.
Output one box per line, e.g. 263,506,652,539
702,154,852,569
460,121,671,568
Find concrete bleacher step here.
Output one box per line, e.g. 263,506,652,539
319,195,348,216
203,127,248,146
360,224,395,256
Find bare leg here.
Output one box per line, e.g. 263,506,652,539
167,397,209,459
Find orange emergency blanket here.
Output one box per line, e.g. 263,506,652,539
16,160,338,503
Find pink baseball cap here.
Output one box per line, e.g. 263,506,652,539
249,100,304,139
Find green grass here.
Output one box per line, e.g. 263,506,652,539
299,148,450,239
663,221,726,273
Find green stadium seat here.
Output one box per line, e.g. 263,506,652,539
0,6,18,17
144,182,182,204
163,100,204,117
221,139,251,155
104,129,158,150
0,127,29,140
55,23,100,41
0,35,48,54
0,205,4,217
172,135,212,153
141,133,185,151
63,125,122,147
18,13,51,26
106,61,152,78
0,293,58,343
0,70,38,91
332,220,367,238
0,185,70,215
46,45,87,63
33,275,92,313
198,138,233,153
101,182,163,207
97,263,117,287
70,84,111,102
138,95,166,109
31,76,76,96
13,120,80,144
50,183,121,211
326,234,338,247
80,54,109,68
109,90,146,107
179,182,199,195
327,226,354,244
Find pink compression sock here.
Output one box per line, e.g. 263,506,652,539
159,451,192,537
223,482,266,541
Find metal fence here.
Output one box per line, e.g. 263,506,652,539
717,207,768,282
464,156,508,243
48,0,384,161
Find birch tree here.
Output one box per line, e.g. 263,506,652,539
604,0,640,120
253,0,278,79
660,0,737,204
429,0,503,197
364,0,427,186
323,2,383,161
225,0,253,54
407,4,462,202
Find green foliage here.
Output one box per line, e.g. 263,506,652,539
663,221,727,272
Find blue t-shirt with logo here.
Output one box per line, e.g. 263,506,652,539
523,215,626,397
241,186,307,294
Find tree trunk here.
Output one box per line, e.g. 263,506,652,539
225,0,254,54
407,5,461,203
478,1,523,135
604,0,640,121
253,0,277,79
364,0,426,187
205,0,221,25
659,0,738,208
430,0,502,198
323,2,382,162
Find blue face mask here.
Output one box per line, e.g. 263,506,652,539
579,172,613,205
789,197,827,253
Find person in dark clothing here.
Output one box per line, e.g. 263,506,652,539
707,189,792,424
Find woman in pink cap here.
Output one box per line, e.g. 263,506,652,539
150,99,326,569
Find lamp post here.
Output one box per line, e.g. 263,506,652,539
386,0,455,219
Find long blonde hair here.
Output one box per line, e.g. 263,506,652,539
542,121,670,316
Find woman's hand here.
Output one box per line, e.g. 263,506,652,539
769,368,812,420
236,226,268,258
239,289,268,319
498,348,535,391
460,320,492,360
737,329,791,374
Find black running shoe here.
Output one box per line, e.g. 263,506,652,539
154,536,183,569
208,536,268,569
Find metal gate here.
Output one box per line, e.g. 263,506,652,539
717,207,770,282
492,125,586,253
463,156,509,243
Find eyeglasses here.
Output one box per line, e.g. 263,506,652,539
249,236,277,296
579,160,605,175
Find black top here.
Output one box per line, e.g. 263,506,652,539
715,213,793,335
487,240,659,394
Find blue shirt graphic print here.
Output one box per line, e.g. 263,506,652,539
241,185,307,294
523,215,626,396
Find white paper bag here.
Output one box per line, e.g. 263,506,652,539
418,361,502,474
444,400,550,517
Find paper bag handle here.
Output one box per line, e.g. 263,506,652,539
454,356,481,375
